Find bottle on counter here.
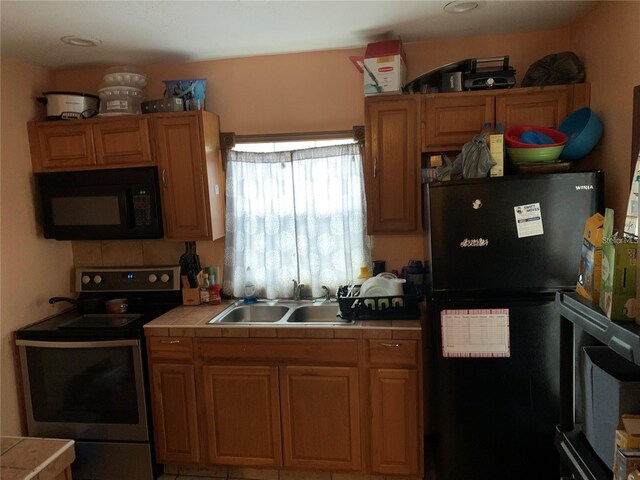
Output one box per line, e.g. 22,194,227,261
200,273,210,304
208,271,221,305
356,266,372,285
243,267,257,304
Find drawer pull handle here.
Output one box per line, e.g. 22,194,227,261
380,342,402,348
160,340,180,344
161,169,167,186
373,157,378,178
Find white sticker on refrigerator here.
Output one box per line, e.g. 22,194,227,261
441,309,510,358
514,202,544,238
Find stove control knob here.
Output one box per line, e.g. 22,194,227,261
160,274,170,283
93,275,103,284
82,275,91,285
148,274,158,283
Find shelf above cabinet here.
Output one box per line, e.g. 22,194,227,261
556,291,640,366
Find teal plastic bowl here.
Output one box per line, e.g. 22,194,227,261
507,145,565,164
558,107,603,160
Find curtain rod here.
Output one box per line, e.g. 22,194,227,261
220,126,365,149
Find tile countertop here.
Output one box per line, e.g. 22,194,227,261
144,301,422,340
0,436,75,480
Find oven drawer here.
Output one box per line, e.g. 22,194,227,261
148,336,194,362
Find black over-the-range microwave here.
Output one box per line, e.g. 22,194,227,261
36,166,164,240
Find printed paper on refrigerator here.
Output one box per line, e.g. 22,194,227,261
441,309,510,357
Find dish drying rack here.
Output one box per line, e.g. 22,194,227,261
336,284,421,320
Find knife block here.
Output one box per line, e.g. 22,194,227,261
182,288,201,306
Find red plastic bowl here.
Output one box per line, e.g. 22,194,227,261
505,125,568,148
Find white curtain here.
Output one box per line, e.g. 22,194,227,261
223,143,371,299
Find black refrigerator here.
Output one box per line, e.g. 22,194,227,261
423,171,604,480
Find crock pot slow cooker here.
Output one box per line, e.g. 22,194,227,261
37,91,100,120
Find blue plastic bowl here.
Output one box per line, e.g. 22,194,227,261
558,107,603,160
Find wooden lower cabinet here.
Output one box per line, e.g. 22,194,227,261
280,366,361,471
149,363,200,464
370,368,420,475
202,365,282,466
148,336,423,476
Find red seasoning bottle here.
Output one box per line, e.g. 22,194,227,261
208,273,221,305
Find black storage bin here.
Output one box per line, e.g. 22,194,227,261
582,346,640,469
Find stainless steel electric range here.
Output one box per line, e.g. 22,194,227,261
16,266,182,480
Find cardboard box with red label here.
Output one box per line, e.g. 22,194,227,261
363,40,407,96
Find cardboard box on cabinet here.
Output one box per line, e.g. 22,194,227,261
363,40,407,96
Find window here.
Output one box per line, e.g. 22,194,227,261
223,141,370,299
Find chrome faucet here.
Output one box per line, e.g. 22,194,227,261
317,286,331,302
292,279,305,301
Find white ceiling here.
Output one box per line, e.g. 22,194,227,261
1,1,597,70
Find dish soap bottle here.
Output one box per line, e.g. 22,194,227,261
243,267,257,304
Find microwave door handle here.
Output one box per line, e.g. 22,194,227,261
124,189,135,228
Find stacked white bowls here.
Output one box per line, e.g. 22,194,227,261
98,66,147,116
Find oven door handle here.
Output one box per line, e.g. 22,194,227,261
15,339,140,348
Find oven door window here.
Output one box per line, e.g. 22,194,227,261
26,345,139,424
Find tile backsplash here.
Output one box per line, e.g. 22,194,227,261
72,240,186,267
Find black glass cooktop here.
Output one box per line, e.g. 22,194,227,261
59,313,144,329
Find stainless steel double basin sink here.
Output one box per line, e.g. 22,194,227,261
207,300,353,325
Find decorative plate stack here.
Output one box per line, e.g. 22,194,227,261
98,66,147,116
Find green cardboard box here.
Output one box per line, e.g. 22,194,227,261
600,209,638,321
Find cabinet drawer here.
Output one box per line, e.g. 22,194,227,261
367,339,418,366
148,336,194,362
198,339,358,364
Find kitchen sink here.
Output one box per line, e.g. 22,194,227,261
212,305,289,323
285,304,348,323
208,301,354,325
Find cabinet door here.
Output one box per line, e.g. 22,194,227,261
154,114,211,240
150,363,200,464
365,97,420,234
370,368,420,476
423,94,494,150
495,89,568,129
280,366,361,471
202,365,282,467
93,118,153,166
29,122,96,171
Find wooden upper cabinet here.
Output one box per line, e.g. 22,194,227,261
93,117,152,166
421,83,591,153
495,88,568,129
153,111,226,241
280,366,361,471
28,116,154,172
28,122,96,171
422,93,494,150
365,96,421,234
202,365,282,467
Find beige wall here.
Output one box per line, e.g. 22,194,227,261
0,57,74,435
571,1,640,228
